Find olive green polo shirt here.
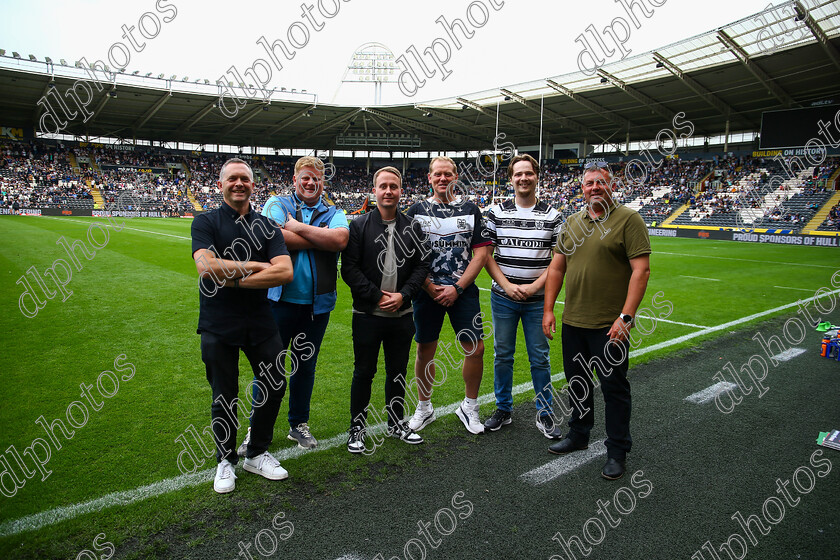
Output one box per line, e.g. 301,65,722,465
554,203,651,329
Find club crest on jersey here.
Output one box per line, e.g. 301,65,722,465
457,218,467,229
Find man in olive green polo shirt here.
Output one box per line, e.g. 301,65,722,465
542,161,651,480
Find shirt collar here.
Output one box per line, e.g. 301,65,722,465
220,200,253,220
584,200,618,222
293,192,323,211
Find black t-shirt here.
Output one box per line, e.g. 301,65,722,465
191,201,288,345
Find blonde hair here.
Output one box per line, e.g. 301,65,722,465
428,156,457,174
294,156,325,175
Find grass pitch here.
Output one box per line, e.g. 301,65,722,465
0,214,836,558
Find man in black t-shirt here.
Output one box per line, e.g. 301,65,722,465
191,158,293,494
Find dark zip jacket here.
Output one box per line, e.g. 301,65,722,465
341,207,430,314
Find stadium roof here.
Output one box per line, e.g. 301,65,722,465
0,1,838,153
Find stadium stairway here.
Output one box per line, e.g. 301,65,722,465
89,183,105,209
181,158,192,182
186,188,203,211
68,151,80,173
801,190,840,233
659,203,689,226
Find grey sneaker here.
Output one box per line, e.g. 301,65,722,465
236,427,251,457
484,409,512,431
347,426,366,454
537,414,563,439
288,423,317,449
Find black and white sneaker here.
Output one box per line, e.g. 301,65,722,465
537,415,563,439
484,409,512,431
347,426,366,454
455,402,484,434
388,421,424,445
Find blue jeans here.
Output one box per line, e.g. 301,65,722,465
249,300,331,428
491,291,553,416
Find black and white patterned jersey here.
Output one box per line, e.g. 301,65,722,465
405,197,492,286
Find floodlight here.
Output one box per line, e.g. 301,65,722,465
28,54,36,61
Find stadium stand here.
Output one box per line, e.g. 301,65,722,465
2,138,839,232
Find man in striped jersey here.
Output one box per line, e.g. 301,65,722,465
483,154,563,439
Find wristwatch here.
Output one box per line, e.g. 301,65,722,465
454,284,464,296
619,313,633,325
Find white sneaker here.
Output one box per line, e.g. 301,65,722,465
243,452,289,481
214,460,236,494
456,403,484,434
408,405,436,431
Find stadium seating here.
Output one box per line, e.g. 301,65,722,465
2,139,838,232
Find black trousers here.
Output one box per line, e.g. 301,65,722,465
350,313,415,430
561,323,632,460
201,331,286,463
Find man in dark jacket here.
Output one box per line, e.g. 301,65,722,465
341,166,430,454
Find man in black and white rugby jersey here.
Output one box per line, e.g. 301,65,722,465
482,154,563,439
404,156,492,435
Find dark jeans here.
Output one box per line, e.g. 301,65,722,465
350,313,415,430
561,323,632,460
269,300,330,428
201,331,286,464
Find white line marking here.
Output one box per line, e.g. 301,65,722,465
520,440,606,485
773,285,814,292
638,314,707,329
771,348,806,361
685,381,738,405
4,291,838,537
658,251,836,269
38,215,191,240
334,554,365,560
626,288,840,360
680,275,720,282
